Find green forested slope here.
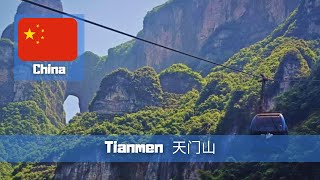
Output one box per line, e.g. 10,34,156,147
58,1,320,179
1,0,320,179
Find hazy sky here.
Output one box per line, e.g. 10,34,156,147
0,0,167,55
0,0,167,122
62,0,167,55
0,1,20,34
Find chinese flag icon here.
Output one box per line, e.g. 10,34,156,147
18,18,78,61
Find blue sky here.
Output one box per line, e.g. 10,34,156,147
0,0,167,122
0,0,167,55
62,0,167,55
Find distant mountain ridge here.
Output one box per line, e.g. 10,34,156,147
62,0,300,114
1,0,320,179
55,0,320,179
104,0,299,74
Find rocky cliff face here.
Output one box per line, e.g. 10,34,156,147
55,0,314,179
1,0,63,41
261,0,320,111
0,38,66,124
2,0,318,179
4,0,299,120
272,0,320,40
0,39,14,107
54,162,210,180
301,0,320,37
71,0,300,115
0,0,66,126
1,0,112,115
89,67,163,115
65,52,107,112
105,0,299,75
55,64,210,179
265,49,313,111
159,64,203,94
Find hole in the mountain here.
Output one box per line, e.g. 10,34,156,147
63,95,80,124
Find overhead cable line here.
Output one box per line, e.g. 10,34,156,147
20,0,320,83
20,0,259,78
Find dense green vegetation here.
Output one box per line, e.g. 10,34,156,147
159,64,205,94
1,0,320,179
0,101,58,135
11,163,56,180
276,65,320,131
0,101,59,179
65,34,320,137
107,39,138,69
0,163,13,180
89,67,163,112
64,90,222,135
30,82,66,128
109,40,135,56
160,63,205,85
194,2,320,179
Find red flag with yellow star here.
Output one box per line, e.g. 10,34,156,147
18,18,78,61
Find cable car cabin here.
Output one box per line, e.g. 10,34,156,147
250,113,288,135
